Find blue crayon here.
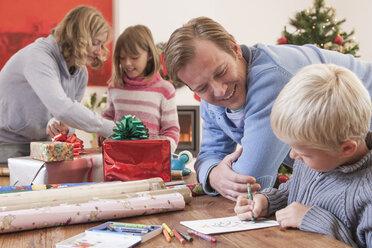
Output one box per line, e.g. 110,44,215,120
108,225,149,233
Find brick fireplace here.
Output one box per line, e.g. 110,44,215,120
175,105,200,157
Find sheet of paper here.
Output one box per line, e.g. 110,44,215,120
180,216,278,234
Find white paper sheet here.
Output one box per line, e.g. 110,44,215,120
180,216,279,234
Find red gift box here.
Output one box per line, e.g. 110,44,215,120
103,139,171,182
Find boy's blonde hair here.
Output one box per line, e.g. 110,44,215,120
271,64,371,151
109,25,160,87
53,5,111,69
164,16,235,85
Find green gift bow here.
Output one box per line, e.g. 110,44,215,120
109,115,149,140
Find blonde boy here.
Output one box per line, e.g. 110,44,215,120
234,64,372,247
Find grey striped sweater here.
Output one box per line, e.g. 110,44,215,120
261,131,372,247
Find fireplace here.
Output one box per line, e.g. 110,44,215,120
176,105,200,157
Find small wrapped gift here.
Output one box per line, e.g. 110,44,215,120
30,141,73,162
103,115,171,182
8,152,104,185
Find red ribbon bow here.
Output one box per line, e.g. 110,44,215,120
53,131,84,158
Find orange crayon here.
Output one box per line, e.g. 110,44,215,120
162,228,172,243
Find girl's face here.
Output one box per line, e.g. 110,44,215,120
119,45,151,79
86,33,108,66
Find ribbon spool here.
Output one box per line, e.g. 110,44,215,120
171,150,193,173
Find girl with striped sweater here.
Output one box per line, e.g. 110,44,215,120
102,25,180,152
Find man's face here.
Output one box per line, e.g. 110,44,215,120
177,39,247,110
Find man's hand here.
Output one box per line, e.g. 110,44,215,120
208,147,261,201
275,202,310,229
46,121,69,138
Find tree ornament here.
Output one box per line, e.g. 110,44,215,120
194,93,201,102
333,35,343,45
277,37,288,45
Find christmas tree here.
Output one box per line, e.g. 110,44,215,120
278,0,359,57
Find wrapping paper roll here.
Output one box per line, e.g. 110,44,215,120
0,168,9,177
0,192,186,233
0,182,95,194
0,178,166,212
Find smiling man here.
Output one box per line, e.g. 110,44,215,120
164,16,372,201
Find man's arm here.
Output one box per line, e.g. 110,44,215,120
194,102,258,201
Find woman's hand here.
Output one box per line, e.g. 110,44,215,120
46,121,69,138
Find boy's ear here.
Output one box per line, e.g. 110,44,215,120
340,140,358,157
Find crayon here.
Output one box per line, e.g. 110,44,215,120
175,228,193,242
162,228,172,242
108,225,149,233
187,229,217,243
110,222,153,229
172,229,186,244
162,223,174,237
247,183,255,221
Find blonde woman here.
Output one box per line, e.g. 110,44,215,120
0,6,115,162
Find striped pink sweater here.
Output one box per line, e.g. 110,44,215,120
102,72,180,153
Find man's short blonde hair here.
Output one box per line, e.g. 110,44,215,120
53,5,111,69
271,64,371,151
164,16,235,85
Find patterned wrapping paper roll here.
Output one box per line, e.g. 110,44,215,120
0,168,9,177
0,182,95,194
167,183,205,196
0,192,186,233
0,178,166,212
133,187,192,204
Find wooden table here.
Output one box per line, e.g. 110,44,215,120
0,164,350,248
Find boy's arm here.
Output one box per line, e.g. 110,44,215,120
259,179,291,216
300,206,358,247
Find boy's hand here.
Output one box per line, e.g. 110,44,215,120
275,202,310,229
234,194,268,220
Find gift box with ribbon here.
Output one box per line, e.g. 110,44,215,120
8,152,104,185
103,115,171,182
30,141,73,162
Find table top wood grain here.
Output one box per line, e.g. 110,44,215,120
0,164,350,248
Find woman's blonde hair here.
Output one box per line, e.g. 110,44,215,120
271,64,371,151
109,25,160,87
164,16,235,85
53,5,111,68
